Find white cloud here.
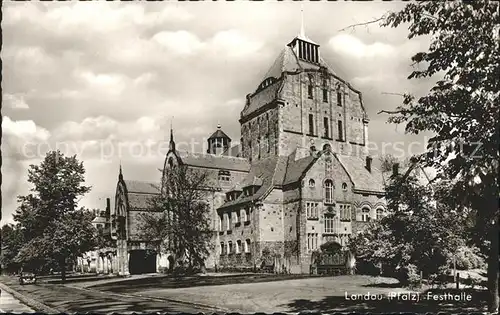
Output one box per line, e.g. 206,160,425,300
3,93,30,109
209,30,263,58
152,31,205,56
329,34,396,59
2,116,50,142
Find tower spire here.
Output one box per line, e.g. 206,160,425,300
169,116,176,151
119,161,123,180
299,3,305,38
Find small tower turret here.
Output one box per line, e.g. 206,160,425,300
207,124,231,155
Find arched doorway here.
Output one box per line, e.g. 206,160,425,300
129,249,157,274
167,255,175,273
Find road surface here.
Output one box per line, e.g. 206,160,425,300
0,289,35,313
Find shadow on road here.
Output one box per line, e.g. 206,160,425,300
280,288,488,313
92,273,321,294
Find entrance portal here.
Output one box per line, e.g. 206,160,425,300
129,250,157,274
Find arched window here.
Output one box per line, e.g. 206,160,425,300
309,179,316,188
361,207,371,222
324,179,334,204
376,208,384,220
168,157,174,168
245,239,251,253
323,143,331,151
342,182,348,191
236,240,241,254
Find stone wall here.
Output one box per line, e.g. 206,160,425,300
241,107,279,161
277,71,368,158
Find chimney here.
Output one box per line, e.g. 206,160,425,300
106,198,111,218
365,156,372,172
392,163,399,176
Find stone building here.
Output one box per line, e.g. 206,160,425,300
108,27,390,275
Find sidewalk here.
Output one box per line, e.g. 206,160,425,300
0,288,35,313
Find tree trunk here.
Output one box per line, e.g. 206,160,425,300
61,258,67,284
487,220,499,313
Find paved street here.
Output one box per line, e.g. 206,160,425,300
0,289,34,313
0,277,222,313
97,275,487,313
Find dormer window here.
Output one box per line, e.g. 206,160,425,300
297,40,319,64
218,170,231,182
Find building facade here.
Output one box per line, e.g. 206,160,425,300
107,28,390,275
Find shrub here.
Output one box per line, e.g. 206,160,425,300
396,264,421,289
354,259,382,276
448,246,486,270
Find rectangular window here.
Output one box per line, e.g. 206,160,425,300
308,84,313,99
337,120,344,141
308,114,314,135
236,240,241,254
323,89,328,103
339,204,351,221
245,207,251,223
220,242,225,255
307,233,311,251
306,202,319,219
323,117,329,138
266,133,270,153
324,215,335,234
337,91,342,106
227,213,231,230
219,215,223,231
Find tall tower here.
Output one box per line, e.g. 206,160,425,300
239,14,369,160
207,124,232,155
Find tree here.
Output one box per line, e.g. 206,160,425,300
13,151,96,282
0,224,25,274
378,154,401,173
138,164,214,274
350,172,469,285
343,1,499,311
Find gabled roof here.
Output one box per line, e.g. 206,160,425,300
175,150,251,172
208,128,231,141
241,79,283,117
242,43,345,118
219,156,288,209
123,180,160,194
222,144,242,158
336,155,385,193
242,176,263,188
283,154,316,186
227,183,243,192
127,193,157,210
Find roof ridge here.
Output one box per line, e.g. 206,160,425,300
177,150,249,161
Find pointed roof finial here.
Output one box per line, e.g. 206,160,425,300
170,116,174,142
119,161,123,180
169,116,176,151
300,3,305,38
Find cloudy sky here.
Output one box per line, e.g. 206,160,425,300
1,1,435,225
